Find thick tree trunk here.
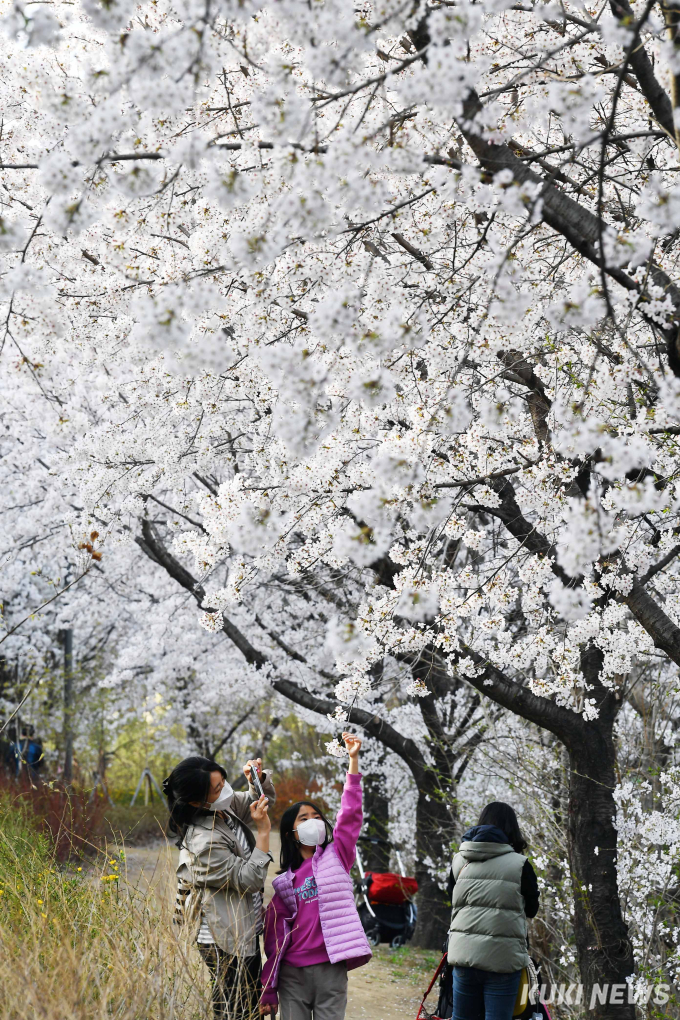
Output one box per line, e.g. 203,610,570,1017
362,771,391,871
412,790,456,950
562,649,635,1020
565,729,635,1018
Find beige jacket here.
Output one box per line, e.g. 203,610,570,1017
177,771,275,956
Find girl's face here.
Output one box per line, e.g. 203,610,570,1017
293,803,322,838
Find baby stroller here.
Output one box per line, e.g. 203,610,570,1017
354,835,418,947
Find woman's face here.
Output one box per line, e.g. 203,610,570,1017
205,771,226,804
293,803,322,837
189,770,225,807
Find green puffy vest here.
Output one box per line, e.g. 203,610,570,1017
447,841,529,973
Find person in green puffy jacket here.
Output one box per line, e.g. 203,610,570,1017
446,802,539,1020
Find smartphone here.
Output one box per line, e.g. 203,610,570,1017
248,760,265,798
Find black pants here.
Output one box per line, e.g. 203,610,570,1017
197,944,261,1020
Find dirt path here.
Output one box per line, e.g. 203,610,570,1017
119,840,438,1020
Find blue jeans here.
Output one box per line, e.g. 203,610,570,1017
451,966,522,1020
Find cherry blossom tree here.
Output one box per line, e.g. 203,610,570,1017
6,0,680,1010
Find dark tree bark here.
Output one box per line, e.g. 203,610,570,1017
412,784,456,950
362,770,391,871
562,647,635,1020
405,648,483,947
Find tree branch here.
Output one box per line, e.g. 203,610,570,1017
621,581,680,667
434,464,525,489
452,90,680,374
271,676,429,780
391,231,434,270
137,520,208,602
457,644,581,741
637,543,680,585
467,476,573,585
467,481,680,669
497,349,552,445
609,0,675,137
135,521,429,777
254,614,337,680
210,704,257,759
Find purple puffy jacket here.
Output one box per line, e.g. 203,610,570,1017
261,773,372,1008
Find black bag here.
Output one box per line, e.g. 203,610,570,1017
436,959,453,1020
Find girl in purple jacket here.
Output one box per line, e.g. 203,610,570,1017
260,733,371,1020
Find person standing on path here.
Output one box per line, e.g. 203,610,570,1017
260,733,371,1020
165,755,275,1020
447,801,540,1020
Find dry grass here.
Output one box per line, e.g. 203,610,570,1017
101,799,169,846
0,794,212,1020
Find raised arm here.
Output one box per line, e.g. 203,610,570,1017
333,733,363,872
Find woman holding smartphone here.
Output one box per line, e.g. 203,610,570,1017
165,755,275,1020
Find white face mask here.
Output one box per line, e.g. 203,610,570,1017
208,781,234,812
296,817,326,846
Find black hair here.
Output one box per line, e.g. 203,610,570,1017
279,800,333,873
477,801,528,854
163,756,227,847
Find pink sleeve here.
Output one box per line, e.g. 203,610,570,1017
332,772,363,872
260,895,283,1008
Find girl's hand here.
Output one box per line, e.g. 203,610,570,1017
250,794,271,833
342,733,361,774
243,758,263,784
342,733,361,758
260,1006,274,1016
